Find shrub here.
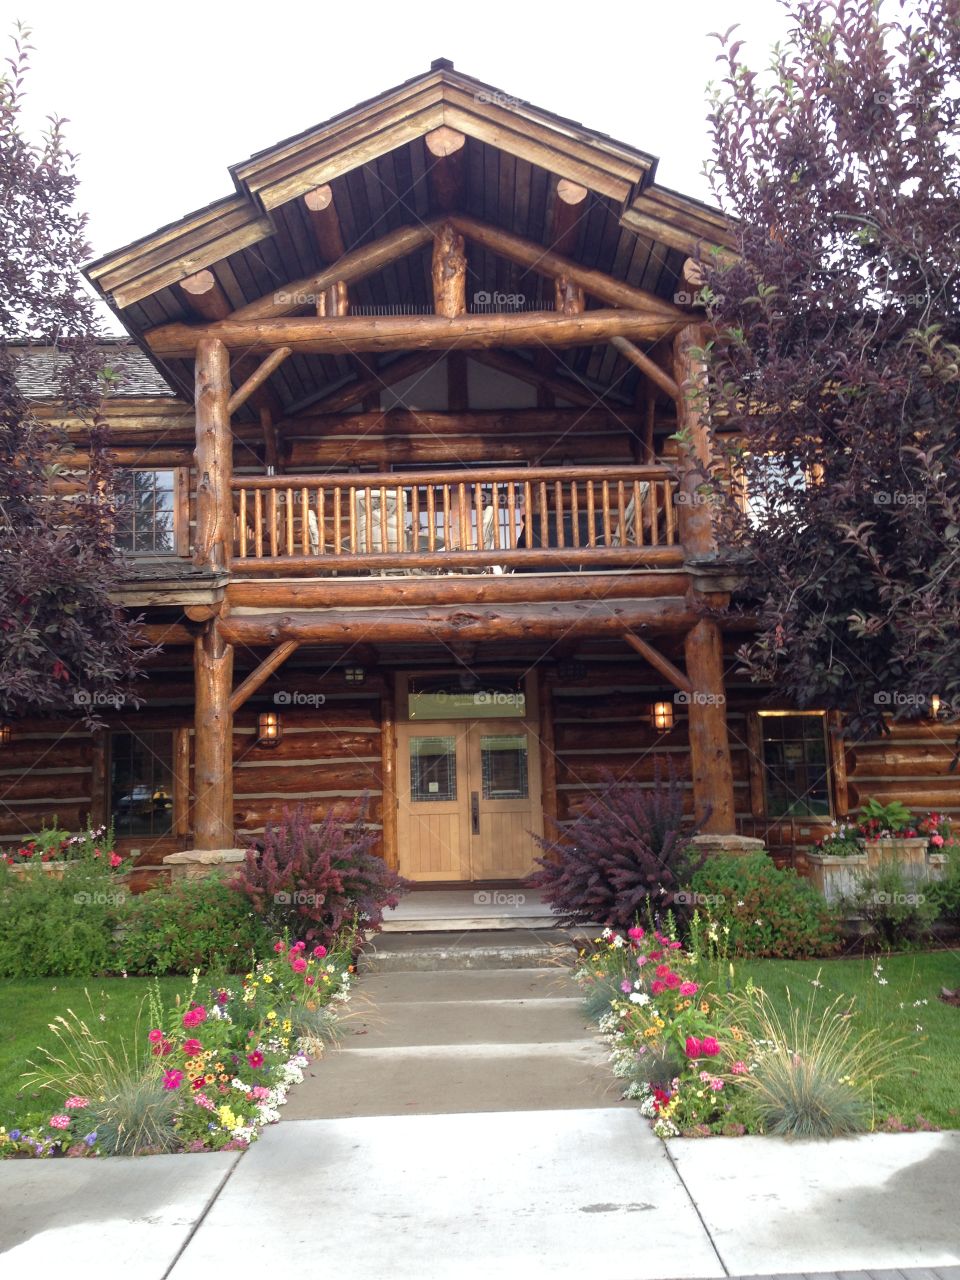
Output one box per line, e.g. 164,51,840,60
927,845,960,924
840,861,939,947
118,876,271,975
234,804,405,948
528,761,704,930
722,985,908,1138
690,853,840,959
0,862,125,978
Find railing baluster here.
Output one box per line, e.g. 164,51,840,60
300,487,309,555
523,481,533,548
239,489,247,557
410,483,420,554
443,485,451,549
506,481,516,548
333,487,342,554
348,486,356,554
555,480,565,548
474,481,484,550
364,486,373,553
586,480,596,547
379,485,388,552
616,479,626,544
664,479,675,545
601,480,612,545
633,480,643,546
538,480,549,547
426,485,436,552
457,482,469,550
570,481,580,548
647,478,658,545
317,487,325,555
285,488,294,555
254,489,263,558
490,481,500,550
269,489,278,557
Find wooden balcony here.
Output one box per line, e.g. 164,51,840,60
230,464,683,577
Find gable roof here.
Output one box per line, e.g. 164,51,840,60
84,61,734,416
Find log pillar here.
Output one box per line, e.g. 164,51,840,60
537,668,559,828
684,618,735,835
380,683,399,870
193,620,234,849
194,336,232,571
432,221,467,317
673,322,716,558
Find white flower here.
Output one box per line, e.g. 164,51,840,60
736,900,745,907
877,978,888,986
754,919,763,927
629,992,650,1005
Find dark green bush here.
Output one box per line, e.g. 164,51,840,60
927,848,960,925
839,861,939,946
0,863,124,978
690,852,840,959
118,876,271,975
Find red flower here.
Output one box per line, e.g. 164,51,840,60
183,1038,203,1055
685,1036,703,1058
247,1051,264,1069
664,973,681,989
654,963,672,978
273,941,286,954
650,980,667,995
701,1037,720,1057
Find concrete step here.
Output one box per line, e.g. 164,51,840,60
360,929,582,973
359,967,581,1004
339,997,590,1049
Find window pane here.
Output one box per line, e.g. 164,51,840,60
110,731,174,836
481,735,528,800
760,714,831,817
410,736,457,802
114,469,177,555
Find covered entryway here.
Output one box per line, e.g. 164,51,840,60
395,673,543,882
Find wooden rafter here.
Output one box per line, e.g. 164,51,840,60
624,630,692,693
547,178,589,256
610,336,681,402
229,641,300,714
303,184,346,262
227,347,293,415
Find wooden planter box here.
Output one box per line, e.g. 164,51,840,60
863,836,930,874
805,852,869,905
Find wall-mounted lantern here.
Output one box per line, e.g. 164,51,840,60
930,693,942,719
0,724,11,747
651,701,675,732
344,666,366,685
257,711,282,746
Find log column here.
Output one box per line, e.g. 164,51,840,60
194,336,233,571
380,683,399,870
193,620,234,849
674,322,736,835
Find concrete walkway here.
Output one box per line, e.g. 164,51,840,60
2,942,959,1278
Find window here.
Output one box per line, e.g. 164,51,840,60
409,736,457,802
758,712,831,818
481,735,529,800
407,675,526,720
115,469,178,554
110,731,174,836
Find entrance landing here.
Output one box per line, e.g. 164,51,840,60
382,887,555,932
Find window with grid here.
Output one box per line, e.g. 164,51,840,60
110,731,174,836
759,713,831,818
115,469,177,554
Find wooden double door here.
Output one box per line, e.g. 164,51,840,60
396,717,543,882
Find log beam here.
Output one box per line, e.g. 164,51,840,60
684,618,735,834
448,214,686,320
177,269,230,321
193,620,235,849
229,640,300,714
219,598,697,646
147,309,679,360
425,126,466,213
611,336,681,402
194,337,233,571
432,221,467,318
624,630,693,694
227,347,293,416
548,179,589,257
303,184,346,262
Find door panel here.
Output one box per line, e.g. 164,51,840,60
397,716,542,882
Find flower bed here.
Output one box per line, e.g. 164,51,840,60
0,938,351,1158
2,823,124,870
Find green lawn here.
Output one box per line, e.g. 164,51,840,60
0,976,185,1126
731,951,960,1129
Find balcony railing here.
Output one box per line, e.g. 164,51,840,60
230,464,682,575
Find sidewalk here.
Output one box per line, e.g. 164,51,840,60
2,959,959,1278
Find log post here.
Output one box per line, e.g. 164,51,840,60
537,668,559,828
172,726,191,840
672,322,716,558
380,682,399,869
193,620,234,849
194,337,233,571
684,618,735,834
432,221,467,318
89,730,108,829
554,274,585,316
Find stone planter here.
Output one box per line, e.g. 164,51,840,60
163,848,246,882
805,852,869,905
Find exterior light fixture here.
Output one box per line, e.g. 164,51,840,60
930,693,942,719
557,659,588,681
344,666,366,685
0,724,11,747
257,711,282,746
652,701,674,732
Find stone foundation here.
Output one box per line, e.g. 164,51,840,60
688,833,766,859
163,848,246,881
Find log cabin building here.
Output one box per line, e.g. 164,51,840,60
6,61,958,884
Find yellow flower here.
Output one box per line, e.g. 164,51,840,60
731,1026,745,1042
218,1106,238,1130
263,975,273,984
205,1072,215,1084
282,1019,292,1033
700,1001,711,1014
267,1010,277,1021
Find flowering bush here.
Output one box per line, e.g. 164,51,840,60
2,823,125,869
813,822,865,859
917,812,957,857
3,936,353,1158
856,798,918,839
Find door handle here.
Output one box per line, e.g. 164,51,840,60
471,790,480,835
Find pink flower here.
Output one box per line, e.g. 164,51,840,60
648,949,664,961
620,980,632,994
685,1036,703,1058
109,852,123,868
182,1005,207,1029
679,982,699,996
247,1051,265,1069
194,1091,216,1111
669,940,683,950
700,1037,720,1057
49,1114,72,1130
664,973,681,989
151,1040,173,1057
627,926,645,940
183,1039,203,1055
709,1078,724,1092
651,980,667,995
291,957,307,973
305,976,315,986
636,954,648,967
731,1061,748,1076
291,940,306,952
655,963,672,978
932,834,945,847
162,1069,184,1090
312,945,327,958
147,1028,164,1044
250,1086,271,1100
274,941,286,954
65,1096,89,1109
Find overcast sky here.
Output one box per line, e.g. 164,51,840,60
11,0,793,327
